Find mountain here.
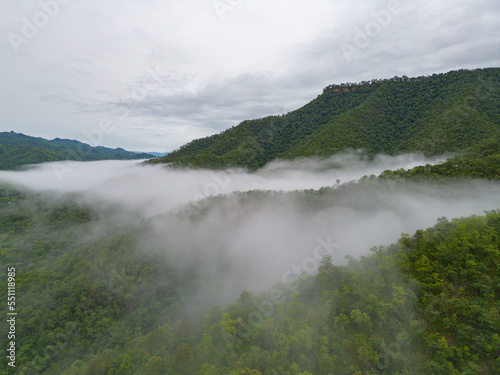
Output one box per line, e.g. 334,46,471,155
2,68,500,374
150,68,500,170
141,151,169,157
0,132,153,170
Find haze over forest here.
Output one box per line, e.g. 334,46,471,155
1,153,499,296
1,0,500,374
1,105,500,373
0,66,499,374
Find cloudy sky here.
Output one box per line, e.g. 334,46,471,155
0,0,499,152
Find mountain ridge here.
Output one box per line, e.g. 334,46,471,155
0,131,153,170
150,67,500,170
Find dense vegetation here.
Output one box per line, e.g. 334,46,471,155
1,157,499,373
1,68,499,374
179,211,500,374
380,137,500,181
150,68,500,170
0,132,153,170
0,192,200,374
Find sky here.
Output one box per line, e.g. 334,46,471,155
0,0,499,152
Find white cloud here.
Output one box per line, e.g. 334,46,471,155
1,157,500,299
0,152,459,216
0,0,499,152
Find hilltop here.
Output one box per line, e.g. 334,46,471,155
150,68,500,169
0,132,153,170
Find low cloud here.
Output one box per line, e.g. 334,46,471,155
1,154,499,305
0,152,446,216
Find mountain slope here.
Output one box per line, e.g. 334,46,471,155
1,182,499,373
151,68,500,169
0,132,153,170
380,136,500,181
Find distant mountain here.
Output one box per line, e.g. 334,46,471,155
139,151,169,157
0,132,153,170
151,67,500,169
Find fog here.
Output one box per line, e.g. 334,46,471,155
1,153,499,305
0,151,447,217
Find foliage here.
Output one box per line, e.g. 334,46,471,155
160,211,498,374
150,68,500,170
0,132,153,170
380,137,500,181
2,72,500,372
0,184,499,373
0,193,198,373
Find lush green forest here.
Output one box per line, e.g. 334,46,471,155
1,147,499,373
0,132,153,170
1,68,499,374
150,68,500,170
379,137,500,181
179,211,500,375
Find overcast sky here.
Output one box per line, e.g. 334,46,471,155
0,0,499,152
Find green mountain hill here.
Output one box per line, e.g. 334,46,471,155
0,132,153,170
0,175,499,373
379,136,500,181
1,68,500,374
151,68,500,169
0,136,498,373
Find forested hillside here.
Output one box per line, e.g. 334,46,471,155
1,146,499,373
179,211,500,374
379,137,500,181
151,68,500,170
0,132,153,170
0,192,498,374
1,68,499,374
